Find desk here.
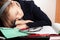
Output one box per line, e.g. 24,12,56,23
0,26,59,40
6,36,49,40
6,34,60,40
0,34,60,40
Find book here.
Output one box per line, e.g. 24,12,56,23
0,27,28,39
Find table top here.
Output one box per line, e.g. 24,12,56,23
0,34,60,40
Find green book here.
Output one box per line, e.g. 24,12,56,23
0,27,28,39
58,31,60,34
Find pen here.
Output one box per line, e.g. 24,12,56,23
28,27,43,32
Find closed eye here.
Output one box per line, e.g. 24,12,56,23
15,1,20,7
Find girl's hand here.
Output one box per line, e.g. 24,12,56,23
15,24,28,29
15,20,33,25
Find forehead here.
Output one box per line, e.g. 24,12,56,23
10,1,20,9
7,1,19,12
6,1,21,14
9,1,18,7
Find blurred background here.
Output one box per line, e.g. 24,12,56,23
33,0,60,23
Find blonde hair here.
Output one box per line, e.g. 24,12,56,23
0,0,22,27
0,0,15,27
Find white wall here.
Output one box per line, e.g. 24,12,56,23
33,0,56,23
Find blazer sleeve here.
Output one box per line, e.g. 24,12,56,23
26,1,52,28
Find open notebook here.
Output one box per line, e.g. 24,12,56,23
28,26,58,34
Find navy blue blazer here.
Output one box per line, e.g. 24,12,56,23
16,0,52,28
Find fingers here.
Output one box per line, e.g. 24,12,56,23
15,20,33,29
26,20,34,23
15,20,34,25
15,24,28,29
15,20,26,25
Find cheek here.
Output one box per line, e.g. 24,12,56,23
8,14,16,21
11,13,17,21
9,9,17,21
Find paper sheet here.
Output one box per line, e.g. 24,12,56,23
29,26,58,34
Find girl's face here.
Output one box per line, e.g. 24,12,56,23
8,1,24,22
